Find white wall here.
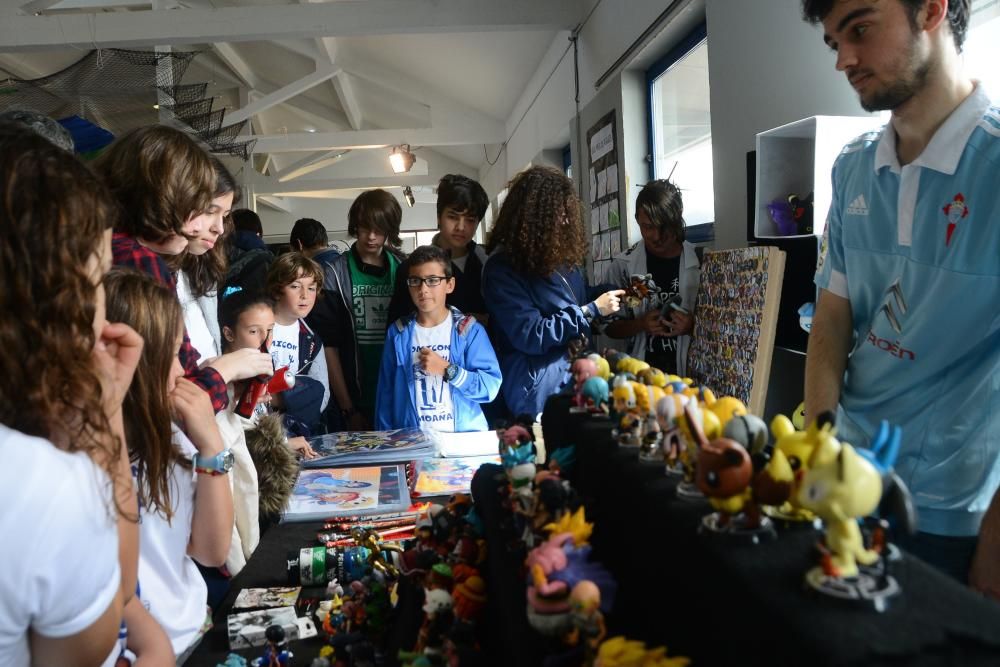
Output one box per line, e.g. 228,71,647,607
705,0,873,249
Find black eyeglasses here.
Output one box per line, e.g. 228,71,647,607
406,275,450,288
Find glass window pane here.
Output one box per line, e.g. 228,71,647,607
651,38,714,226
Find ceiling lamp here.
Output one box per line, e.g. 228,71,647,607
389,144,416,174
403,185,415,208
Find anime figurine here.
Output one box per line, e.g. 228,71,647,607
451,574,487,623
797,438,900,610
623,273,658,309
351,527,403,580
694,434,776,544
594,636,691,667
704,395,747,429
415,588,454,656
565,580,606,665
587,353,612,382
655,394,689,475
754,412,840,526
723,413,771,471
791,402,807,430
638,414,662,463
580,376,610,415
636,366,667,388
252,625,293,667
572,357,598,395
611,381,643,447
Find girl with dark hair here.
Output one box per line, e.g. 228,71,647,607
482,165,624,418
0,124,141,665
105,269,234,661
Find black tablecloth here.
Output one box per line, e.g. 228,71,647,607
471,415,1000,667
186,520,425,667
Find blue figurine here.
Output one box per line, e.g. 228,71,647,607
252,625,293,667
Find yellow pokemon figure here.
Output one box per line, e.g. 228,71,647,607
797,441,882,578
755,413,839,520
704,395,748,429
588,353,612,381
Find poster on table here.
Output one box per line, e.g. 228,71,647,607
586,110,621,282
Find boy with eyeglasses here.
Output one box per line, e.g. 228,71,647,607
375,245,501,432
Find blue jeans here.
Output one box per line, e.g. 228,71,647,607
896,531,978,584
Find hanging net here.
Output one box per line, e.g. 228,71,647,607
0,48,256,159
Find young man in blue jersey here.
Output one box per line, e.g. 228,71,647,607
375,245,501,432
801,0,1000,594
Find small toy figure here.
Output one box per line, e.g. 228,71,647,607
252,625,293,667
351,527,403,579
415,588,454,656
611,381,643,447
754,412,839,525
723,413,771,471
566,580,606,665
594,636,691,667
704,395,747,429
580,376,610,414
797,438,900,610
452,574,487,623
623,273,658,309
571,357,598,395
638,413,662,463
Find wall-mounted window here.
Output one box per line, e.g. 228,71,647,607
647,24,713,227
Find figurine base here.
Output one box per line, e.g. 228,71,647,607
804,566,900,613
611,429,640,448
763,506,823,531
638,447,663,464
664,463,685,477
675,480,704,501
698,513,777,546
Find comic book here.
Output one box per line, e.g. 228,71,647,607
282,464,411,522
303,428,435,468
232,587,301,610
412,455,501,497
227,606,299,649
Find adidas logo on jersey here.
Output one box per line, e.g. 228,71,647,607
846,194,869,216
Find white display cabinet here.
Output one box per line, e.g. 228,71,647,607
755,115,883,239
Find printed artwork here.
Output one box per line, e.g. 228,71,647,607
413,455,502,496
227,605,299,649
284,464,410,522
687,246,782,409
233,587,301,610
304,428,435,468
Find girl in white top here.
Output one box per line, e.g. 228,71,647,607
106,269,234,660
0,126,142,665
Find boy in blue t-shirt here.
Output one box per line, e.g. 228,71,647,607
375,245,501,432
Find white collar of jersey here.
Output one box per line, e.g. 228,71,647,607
875,81,991,175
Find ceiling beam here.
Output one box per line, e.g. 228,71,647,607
331,71,362,131
221,63,340,127
251,174,442,196
0,0,579,51
212,43,258,89
256,195,293,213
247,124,506,154
276,149,356,182
21,0,151,13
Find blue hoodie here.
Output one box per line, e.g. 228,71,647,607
482,251,601,418
375,308,501,432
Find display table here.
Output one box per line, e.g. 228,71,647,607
186,520,425,667
567,418,1000,666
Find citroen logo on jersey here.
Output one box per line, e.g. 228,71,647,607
866,278,915,360
878,279,907,334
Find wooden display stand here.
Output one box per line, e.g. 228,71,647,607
686,245,785,415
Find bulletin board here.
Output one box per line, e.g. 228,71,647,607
586,110,621,282
686,245,785,415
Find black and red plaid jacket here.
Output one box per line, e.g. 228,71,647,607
112,232,229,413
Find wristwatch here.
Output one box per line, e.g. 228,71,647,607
194,449,235,476
443,363,459,383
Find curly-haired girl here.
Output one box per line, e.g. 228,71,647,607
0,123,141,665
483,165,623,417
